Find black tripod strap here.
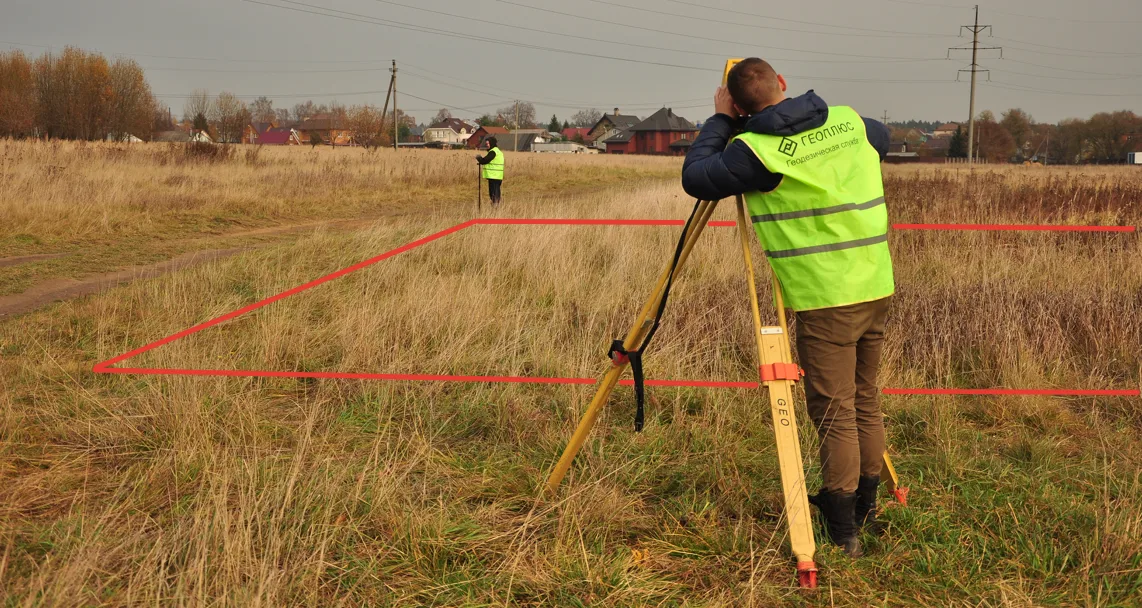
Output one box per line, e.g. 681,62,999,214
609,198,704,432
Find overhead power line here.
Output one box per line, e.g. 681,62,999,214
574,0,946,38
493,0,943,60
657,0,950,36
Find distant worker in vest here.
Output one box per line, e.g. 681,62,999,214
682,58,892,558
476,137,504,206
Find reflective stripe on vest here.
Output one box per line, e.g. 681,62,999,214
482,147,504,180
732,105,894,311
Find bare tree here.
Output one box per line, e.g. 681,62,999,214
497,101,536,129
213,92,248,144
0,50,35,137
250,96,276,123
1086,111,1140,163
347,104,385,149
274,108,291,123
432,108,452,125
183,89,211,124
108,58,155,141
293,100,318,122
570,108,602,128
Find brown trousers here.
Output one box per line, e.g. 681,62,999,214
794,297,891,494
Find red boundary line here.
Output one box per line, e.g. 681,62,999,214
93,217,1139,398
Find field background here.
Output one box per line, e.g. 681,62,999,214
2,142,1141,606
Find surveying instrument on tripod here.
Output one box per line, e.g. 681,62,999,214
542,59,907,589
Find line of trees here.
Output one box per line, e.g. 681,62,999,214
0,48,159,141
894,108,1142,164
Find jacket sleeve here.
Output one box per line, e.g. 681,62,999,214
682,114,781,201
862,117,890,161
476,149,496,165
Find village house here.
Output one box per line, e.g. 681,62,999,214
424,118,476,146
605,107,697,156
466,125,509,149
296,116,351,146
561,127,592,142
933,122,960,138
587,108,641,146
241,121,277,145
499,129,552,152
258,126,302,146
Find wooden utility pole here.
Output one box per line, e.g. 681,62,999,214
392,60,399,150
949,6,1000,164
380,62,396,150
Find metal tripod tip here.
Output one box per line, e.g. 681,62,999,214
894,487,910,506
796,561,818,589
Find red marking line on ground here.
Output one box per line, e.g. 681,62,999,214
884,388,1140,397
472,218,1136,232
93,217,1138,399
94,220,479,371
894,223,1136,232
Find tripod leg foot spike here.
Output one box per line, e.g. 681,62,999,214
893,487,910,507
797,561,818,588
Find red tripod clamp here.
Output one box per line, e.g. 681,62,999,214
759,362,804,383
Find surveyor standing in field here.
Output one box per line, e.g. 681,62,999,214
476,136,504,206
681,58,892,558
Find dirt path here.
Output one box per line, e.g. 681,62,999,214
0,216,386,318
0,247,248,318
0,253,68,268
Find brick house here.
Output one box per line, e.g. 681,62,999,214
296,116,351,146
607,107,698,155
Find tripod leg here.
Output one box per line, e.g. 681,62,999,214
734,196,817,588
544,199,721,496
880,451,908,505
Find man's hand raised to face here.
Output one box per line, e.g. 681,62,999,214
715,87,738,119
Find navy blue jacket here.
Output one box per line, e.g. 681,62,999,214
682,91,890,201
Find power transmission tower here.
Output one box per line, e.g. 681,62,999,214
881,110,890,125
948,5,1001,164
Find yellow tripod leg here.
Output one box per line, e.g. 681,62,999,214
544,200,721,496
734,196,817,588
881,451,909,505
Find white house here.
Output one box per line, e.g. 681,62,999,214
423,118,476,145
532,142,591,154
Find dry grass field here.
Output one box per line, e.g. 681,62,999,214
2,142,1141,606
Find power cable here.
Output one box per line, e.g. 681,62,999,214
493,0,945,60
993,37,1142,57
574,0,946,38
656,0,952,36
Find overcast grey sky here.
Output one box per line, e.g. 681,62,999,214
2,0,1139,125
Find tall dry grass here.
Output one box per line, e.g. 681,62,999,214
1,156,1141,605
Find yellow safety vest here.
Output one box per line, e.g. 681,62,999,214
732,106,894,311
482,147,504,180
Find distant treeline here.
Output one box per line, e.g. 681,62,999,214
0,48,159,141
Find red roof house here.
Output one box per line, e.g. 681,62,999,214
561,127,592,141
466,125,509,149
259,127,301,145
609,107,698,155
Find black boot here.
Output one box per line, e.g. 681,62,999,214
855,475,886,535
808,490,864,557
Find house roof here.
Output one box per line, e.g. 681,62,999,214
476,125,509,135
935,122,960,132
590,113,641,133
499,130,549,152
154,130,190,143
298,117,345,131
429,117,472,133
562,127,591,139
630,107,696,132
603,129,633,144
252,121,275,135
259,130,295,144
